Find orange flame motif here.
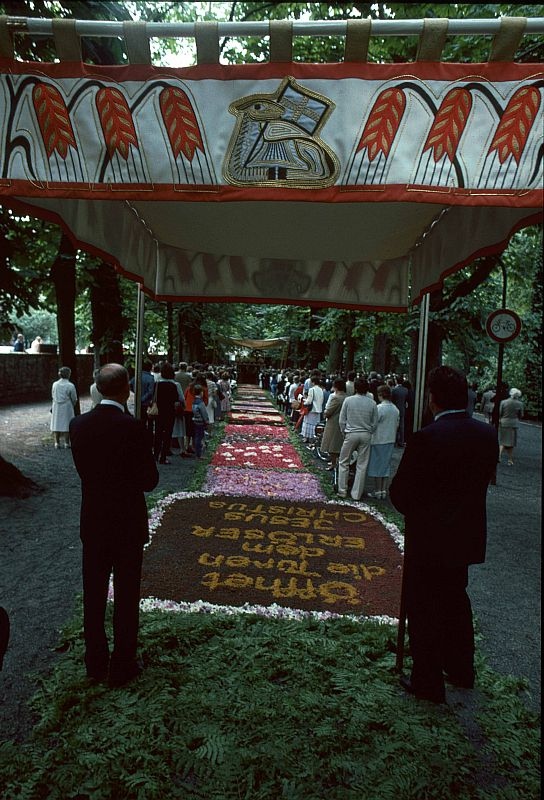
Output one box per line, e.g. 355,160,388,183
32,83,77,159
488,86,541,164
160,87,204,162
96,88,138,161
423,88,472,163
357,89,406,161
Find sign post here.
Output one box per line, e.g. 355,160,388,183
485,309,522,345
485,307,522,485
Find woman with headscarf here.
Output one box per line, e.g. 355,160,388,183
499,388,524,466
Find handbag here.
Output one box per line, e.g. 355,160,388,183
147,383,159,417
174,401,184,418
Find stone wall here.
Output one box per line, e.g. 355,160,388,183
0,354,94,404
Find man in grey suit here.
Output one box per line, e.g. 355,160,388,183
70,364,159,687
390,366,498,703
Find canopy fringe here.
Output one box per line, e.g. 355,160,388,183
344,19,371,62
52,18,81,62
123,20,151,65
195,20,219,65
490,17,528,61
270,20,293,63
416,18,449,62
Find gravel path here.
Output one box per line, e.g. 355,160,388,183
0,399,540,742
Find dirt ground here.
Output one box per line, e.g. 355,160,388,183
0,398,541,742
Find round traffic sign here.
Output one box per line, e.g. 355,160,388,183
485,309,522,343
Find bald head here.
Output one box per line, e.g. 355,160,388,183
96,363,130,402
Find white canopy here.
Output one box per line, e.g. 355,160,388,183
0,15,542,311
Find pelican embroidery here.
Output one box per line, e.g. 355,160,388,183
224,77,339,188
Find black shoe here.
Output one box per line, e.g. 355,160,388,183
86,670,108,685
0,607,10,670
399,675,446,704
108,661,143,689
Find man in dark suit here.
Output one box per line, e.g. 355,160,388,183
70,364,159,687
389,366,498,703
391,377,409,447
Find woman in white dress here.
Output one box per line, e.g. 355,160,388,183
205,371,219,426
50,366,77,448
301,374,324,443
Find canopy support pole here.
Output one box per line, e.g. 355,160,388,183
413,291,430,433
133,283,145,419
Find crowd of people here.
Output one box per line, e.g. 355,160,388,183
47,360,525,479
260,367,525,498
265,367,415,502
127,361,236,462
49,360,237,462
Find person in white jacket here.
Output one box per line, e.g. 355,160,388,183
367,384,400,499
50,366,77,448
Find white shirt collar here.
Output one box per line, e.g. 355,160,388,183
434,409,466,420
100,399,125,412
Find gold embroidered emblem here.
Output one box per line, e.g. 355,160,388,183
223,76,339,188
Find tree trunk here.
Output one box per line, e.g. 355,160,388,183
426,320,444,373
175,307,184,363
344,332,356,373
89,260,124,366
51,234,79,401
327,338,343,375
166,302,174,363
372,332,388,376
409,329,419,387
305,309,328,367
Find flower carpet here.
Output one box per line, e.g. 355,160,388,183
211,441,303,469
139,384,404,621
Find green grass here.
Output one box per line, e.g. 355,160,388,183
0,610,539,800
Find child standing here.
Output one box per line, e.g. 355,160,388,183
192,385,210,458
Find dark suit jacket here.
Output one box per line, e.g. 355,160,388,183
389,412,498,567
70,404,159,546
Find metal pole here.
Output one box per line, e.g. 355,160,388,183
397,292,429,671
8,16,544,38
133,283,145,419
490,259,508,485
395,570,407,673
413,291,430,433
